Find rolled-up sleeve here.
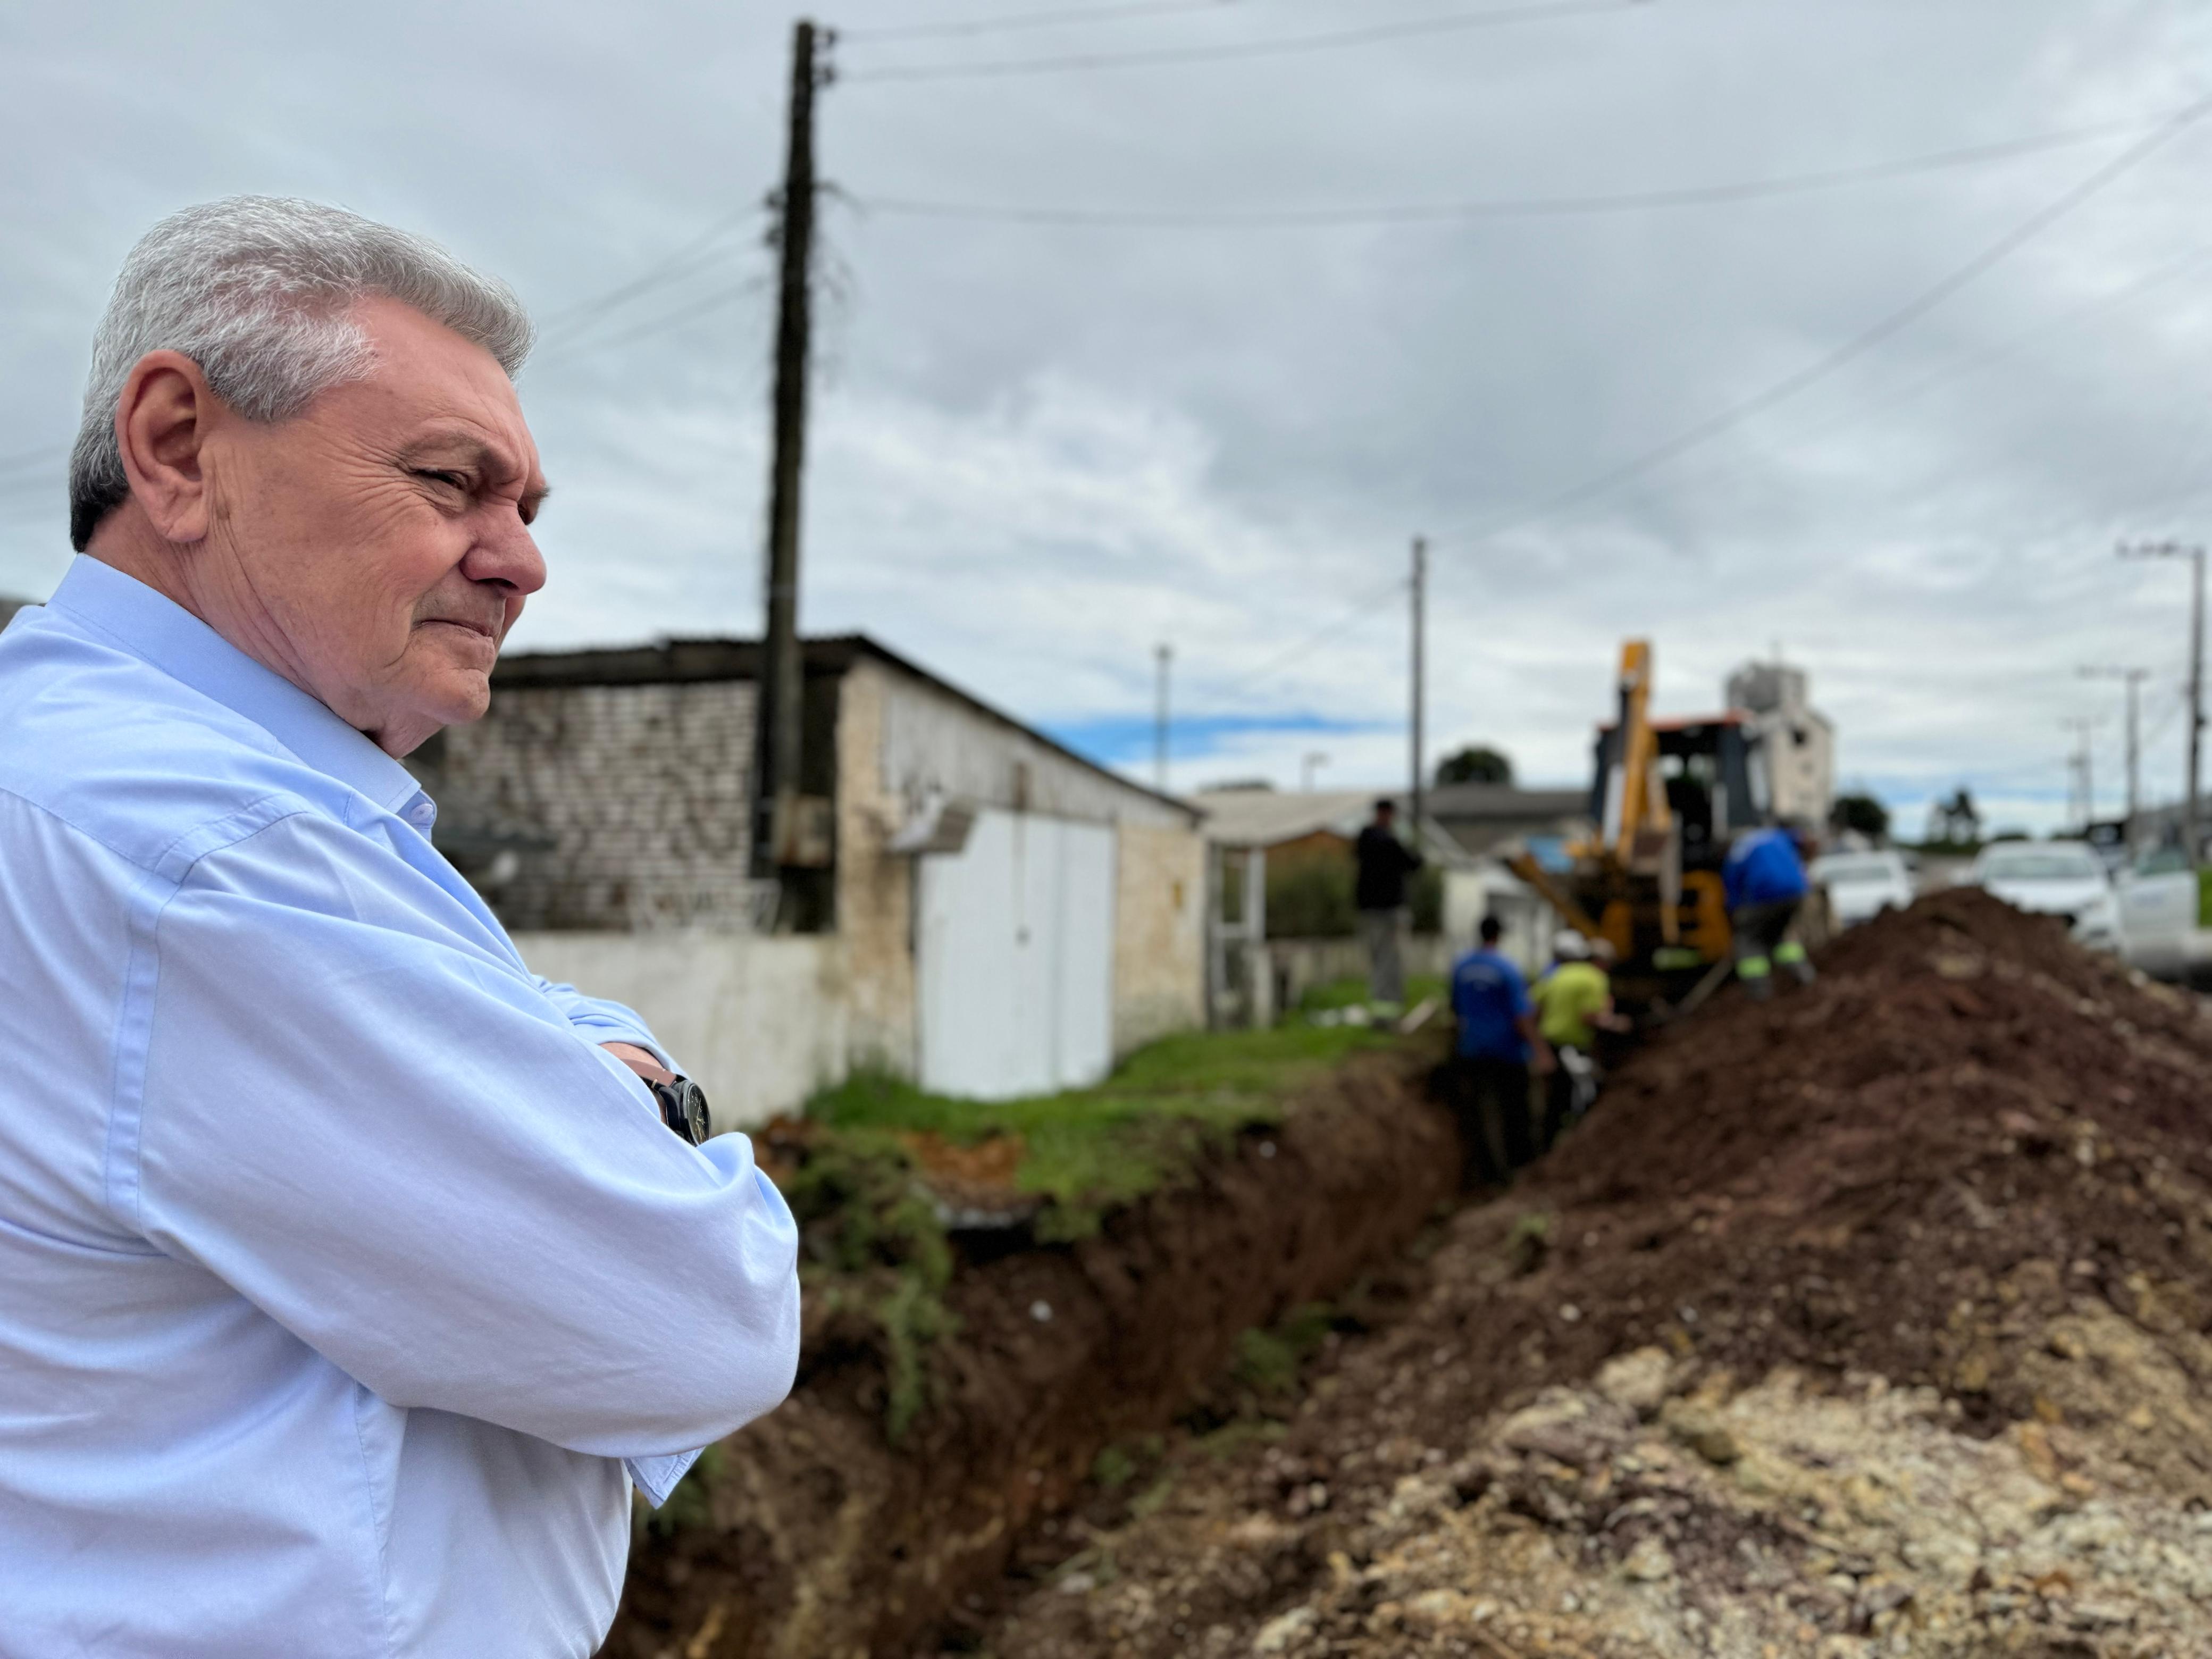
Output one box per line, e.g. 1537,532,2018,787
119,811,800,1459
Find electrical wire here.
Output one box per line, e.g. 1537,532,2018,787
1202,575,1406,707
840,0,1641,83
534,206,765,346
1587,237,2212,524
1444,95,2212,552
547,285,763,360
844,0,1251,43
852,118,2152,228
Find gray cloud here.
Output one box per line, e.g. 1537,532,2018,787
3,0,2208,826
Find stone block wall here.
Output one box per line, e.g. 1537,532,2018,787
438,680,758,932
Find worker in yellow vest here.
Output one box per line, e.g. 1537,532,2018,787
1531,931,1629,1152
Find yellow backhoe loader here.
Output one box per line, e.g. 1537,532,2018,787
1509,640,1814,1013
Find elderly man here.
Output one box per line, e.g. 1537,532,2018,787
0,198,801,1657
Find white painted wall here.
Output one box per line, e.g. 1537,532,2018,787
878,663,1190,831
917,809,1117,1099
514,931,848,1132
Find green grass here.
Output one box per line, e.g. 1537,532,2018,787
1295,972,1446,1016
782,1021,1408,1442
808,1023,1397,1239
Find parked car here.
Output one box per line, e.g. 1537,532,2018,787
1966,841,2118,950
2116,844,2211,983
1810,850,1915,927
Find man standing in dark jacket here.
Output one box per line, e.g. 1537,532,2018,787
1354,798,1423,1007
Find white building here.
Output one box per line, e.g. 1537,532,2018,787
1724,659,1836,826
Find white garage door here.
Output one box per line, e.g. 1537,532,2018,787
917,810,1116,1100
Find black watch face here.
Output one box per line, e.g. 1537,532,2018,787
672,1078,711,1144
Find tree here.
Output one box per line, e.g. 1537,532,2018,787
1923,787,1982,848
1830,792,1890,841
1436,744,1513,786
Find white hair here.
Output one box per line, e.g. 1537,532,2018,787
69,195,533,550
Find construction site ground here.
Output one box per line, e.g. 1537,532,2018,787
610,889,2212,1659
962,891,2212,1659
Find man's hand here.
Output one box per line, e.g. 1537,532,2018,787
601,1042,673,1086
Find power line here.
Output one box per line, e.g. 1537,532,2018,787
1590,237,2212,518
841,0,1642,83
548,284,764,360
844,0,1252,43
1446,95,2212,551
852,118,2150,228
534,206,765,346
1204,575,1405,707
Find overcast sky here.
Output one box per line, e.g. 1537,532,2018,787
5,1,2210,832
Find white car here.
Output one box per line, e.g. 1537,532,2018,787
1967,841,2118,950
1811,850,1915,928
2115,844,2212,983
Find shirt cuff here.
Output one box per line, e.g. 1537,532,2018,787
626,1448,705,1509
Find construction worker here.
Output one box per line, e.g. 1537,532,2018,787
1531,931,1629,1150
1354,798,1423,1009
1447,915,1554,1187
1723,821,1818,1000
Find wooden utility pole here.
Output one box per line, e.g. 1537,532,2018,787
752,18,826,902
2058,716,2098,831
1153,643,1172,793
2080,665,2148,847
1409,536,1427,845
2117,540,2205,866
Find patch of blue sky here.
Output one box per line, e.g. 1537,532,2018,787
1041,712,1390,770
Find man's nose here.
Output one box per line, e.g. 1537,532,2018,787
464,510,548,598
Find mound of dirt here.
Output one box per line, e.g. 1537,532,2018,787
978,890,2212,1657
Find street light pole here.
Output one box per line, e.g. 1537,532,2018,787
2079,665,2149,848
1409,536,1427,847
1153,642,1173,794
2118,540,2206,865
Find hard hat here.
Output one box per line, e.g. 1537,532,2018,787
1553,929,1591,961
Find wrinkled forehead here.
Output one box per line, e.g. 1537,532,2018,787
340,295,540,470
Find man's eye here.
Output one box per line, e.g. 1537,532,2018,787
413,469,468,492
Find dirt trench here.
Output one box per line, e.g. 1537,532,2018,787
601,1045,1462,1659
969,890,2212,1658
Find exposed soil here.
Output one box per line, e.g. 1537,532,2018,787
602,1045,1461,1659
970,890,2212,1658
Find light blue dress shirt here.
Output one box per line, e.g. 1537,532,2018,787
0,557,801,1657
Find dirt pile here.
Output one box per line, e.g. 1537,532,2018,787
978,891,2212,1657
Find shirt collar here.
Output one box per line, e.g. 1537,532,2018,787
45,555,428,817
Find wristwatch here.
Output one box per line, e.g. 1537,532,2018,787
647,1074,713,1146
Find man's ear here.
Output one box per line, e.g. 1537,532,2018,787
113,350,219,545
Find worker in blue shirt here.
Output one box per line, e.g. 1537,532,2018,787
1447,916,1555,1186
1723,822,1818,1000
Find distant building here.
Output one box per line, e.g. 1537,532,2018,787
1188,787,1556,1020
1724,658,1835,827
415,634,1205,1121
1425,781,1589,858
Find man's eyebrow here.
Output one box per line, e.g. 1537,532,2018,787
519,482,552,524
